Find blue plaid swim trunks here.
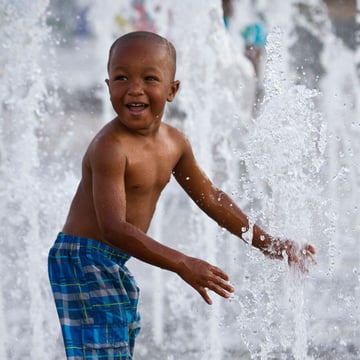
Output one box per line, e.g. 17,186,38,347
48,232,141,359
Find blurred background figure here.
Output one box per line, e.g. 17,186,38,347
222,0,233,29
241,22,267,78
240,22,267,112
222,0,267,114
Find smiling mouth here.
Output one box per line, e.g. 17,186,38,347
126,103,148,113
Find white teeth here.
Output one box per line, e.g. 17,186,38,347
129,103,145,107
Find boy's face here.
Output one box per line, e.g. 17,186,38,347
106,38,180,133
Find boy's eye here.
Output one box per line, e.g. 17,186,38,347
145,76,158,81
115,75,127,81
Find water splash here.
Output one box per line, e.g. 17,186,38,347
0,1,62,359
0,0,359,359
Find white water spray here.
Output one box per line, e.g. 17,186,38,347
0,1,64,359
0,0,359,359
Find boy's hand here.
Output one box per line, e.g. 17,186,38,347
262,239,316,272
177,256,234,305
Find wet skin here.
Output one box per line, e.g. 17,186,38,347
63,34,315,305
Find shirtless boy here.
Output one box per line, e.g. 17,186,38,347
48,31,315,359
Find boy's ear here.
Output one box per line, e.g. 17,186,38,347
167,80,180,102
105,79,110,87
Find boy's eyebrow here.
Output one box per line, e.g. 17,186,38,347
111,65,164,74
141,66,163,74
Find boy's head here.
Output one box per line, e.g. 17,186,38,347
105,31,180,132
107,31,177,80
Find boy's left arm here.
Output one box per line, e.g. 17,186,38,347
251,225,316,271
173,137,315,271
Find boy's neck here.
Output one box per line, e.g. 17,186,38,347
114,117,163,137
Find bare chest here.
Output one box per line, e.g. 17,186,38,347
124,145,179,194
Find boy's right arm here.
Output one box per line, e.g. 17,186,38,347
89,137,234,304
172,133,316,271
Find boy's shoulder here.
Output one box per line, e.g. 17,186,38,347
161,122,189,145
87,119,190,157
85,120,126,159
160,122,194,157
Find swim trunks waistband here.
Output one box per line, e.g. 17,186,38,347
54,232,131,265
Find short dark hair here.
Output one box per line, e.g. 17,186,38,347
107,31,177,79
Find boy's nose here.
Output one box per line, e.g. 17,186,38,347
128,80,144,96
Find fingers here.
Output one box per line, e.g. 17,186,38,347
192,266,234,305
211,265,230,281
299,244,316,262
198,283,233,305
305,244,316,255
180,258,234,304
288,243,317,273
303,245,316,266
199,287,212,305
210,266,234,292
197,267,234,305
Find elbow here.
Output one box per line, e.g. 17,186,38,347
100,219,128,247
